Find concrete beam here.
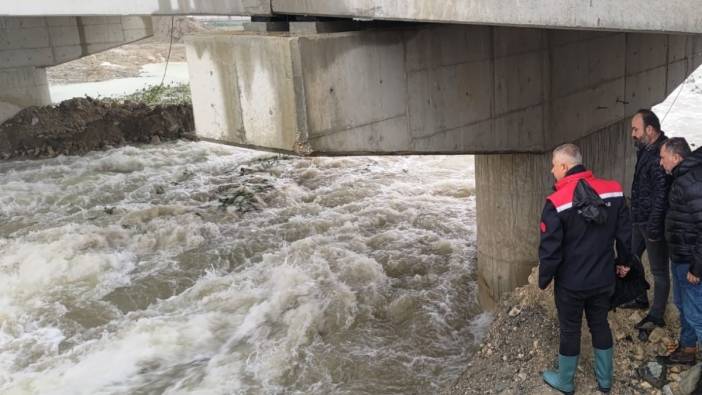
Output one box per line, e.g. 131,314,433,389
289,21,361,35
273,0,702,34
243,21,289,32
0,16,153,68
186,33,299,152
0,1,271,17
185,26,702,155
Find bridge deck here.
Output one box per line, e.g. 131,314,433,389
3,1,702,34
272,0,702,34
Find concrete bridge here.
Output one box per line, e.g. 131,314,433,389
3,1,702,306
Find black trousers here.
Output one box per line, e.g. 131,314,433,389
555,284,614,356
631,223,670,320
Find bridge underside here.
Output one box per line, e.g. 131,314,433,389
273,0,702,34
186,25,702,155
5,1,702,34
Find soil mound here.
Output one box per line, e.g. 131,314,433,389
0,98,196,160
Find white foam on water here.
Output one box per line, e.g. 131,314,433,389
0,143,479,394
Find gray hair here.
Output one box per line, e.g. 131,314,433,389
662,137,691,159
553,143,583,166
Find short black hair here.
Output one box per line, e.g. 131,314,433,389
636,109,661,132
663,137,691,158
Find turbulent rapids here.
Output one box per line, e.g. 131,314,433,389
0,141,487,394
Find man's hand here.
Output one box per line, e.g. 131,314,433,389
539,279,553,291
688,272,701,285
645,227,661,243
616,265,631,278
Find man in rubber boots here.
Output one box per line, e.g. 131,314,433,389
658,138,702,368
539,143,633,394
624,110,672,335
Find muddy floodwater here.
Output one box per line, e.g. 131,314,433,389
0,142,488,394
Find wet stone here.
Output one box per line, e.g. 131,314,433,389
649,328,666,343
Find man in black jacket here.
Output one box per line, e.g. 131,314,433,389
625,109,672,332
539,143,632,394
657,138,702,366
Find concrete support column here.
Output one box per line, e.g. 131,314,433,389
0,66,50,124
476,152,550,307
476,118,636,307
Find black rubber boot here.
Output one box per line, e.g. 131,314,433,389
619,296,650,310
635,315,665,330
656,347,697,366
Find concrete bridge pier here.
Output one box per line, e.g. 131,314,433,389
0,66,50,123
476,119,636,307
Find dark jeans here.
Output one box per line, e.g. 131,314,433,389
632,223,670,320
555,284,614,356
672,263,702,348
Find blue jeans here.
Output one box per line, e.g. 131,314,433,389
672,263,702,348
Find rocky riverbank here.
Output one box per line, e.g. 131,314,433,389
448,269,702,395
0,97,195,160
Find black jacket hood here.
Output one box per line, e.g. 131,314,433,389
674,147,702,179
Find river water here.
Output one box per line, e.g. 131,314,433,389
0,142,486,394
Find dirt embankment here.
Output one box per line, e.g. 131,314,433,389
448,269,701,395
46,41,187,85
0,98,196,160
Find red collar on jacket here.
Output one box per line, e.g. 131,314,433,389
554,170,593,191
548,170,623,213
